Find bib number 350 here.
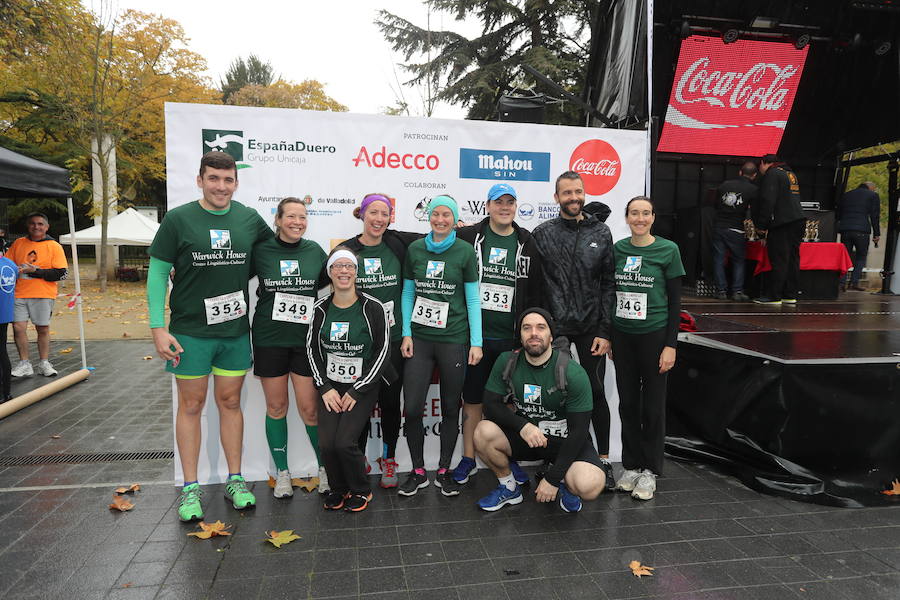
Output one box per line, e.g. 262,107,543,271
327,354,363,383
204,291,247,325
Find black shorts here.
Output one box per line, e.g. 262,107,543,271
252,345,312,378
502,426,602,469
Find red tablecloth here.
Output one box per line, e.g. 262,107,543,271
745,241,853,276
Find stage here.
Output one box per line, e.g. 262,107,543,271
667,292,900,507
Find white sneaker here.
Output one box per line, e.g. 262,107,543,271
36,360,57,377
615,469,643,492
632,470,657,501
318,466,330,494
11,360,33,378
273,469,293,499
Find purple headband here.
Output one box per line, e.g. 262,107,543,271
359,194,392,219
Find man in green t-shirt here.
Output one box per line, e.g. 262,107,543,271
474,308,606,512
147,151,272,522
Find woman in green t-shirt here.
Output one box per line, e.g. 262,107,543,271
307,246,394,512
610,196,685,502
251,197,328,499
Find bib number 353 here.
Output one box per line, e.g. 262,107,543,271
204,291,246,325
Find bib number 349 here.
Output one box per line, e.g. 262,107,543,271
204,291,246,325
272,292,314,324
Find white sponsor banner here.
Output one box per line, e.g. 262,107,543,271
165,102,643,484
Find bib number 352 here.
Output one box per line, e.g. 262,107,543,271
204,291,246,325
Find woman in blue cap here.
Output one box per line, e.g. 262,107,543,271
398,195,482,497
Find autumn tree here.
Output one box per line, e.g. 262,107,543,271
376,0,600,122
229,79,348,111
220,55,275,103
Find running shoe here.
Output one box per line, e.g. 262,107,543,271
397,470,429,496
323,490,346,510
224,475,256,510
509,460,530,486
273,469,293,499
318,466,330,494
434,470,461,497
36,360,57,376
451,456,477,483
782,298,797,304
753,297,782,305
615,469,642,492
600,460,616,491
558,481,583,513
715,290,728,300
344,492,373,512
732,292,750,302
632,470,657,501
11,360,32,378
177,483,203,522
379,457,399,489
477,483,523,512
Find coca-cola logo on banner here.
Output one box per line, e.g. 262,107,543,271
657,36,809,156
569,139,621,196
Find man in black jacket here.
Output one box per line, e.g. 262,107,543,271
532,171,615,488
452,183,544,485
713,162,758,301
836,182,881,291
752,155,805,304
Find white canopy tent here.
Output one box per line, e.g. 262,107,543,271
59,207,159,246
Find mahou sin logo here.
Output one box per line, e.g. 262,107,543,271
658,36,809,156
569,139,621,196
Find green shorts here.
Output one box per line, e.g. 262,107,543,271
166,332,252,378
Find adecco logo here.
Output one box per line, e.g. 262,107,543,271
569,140,621,196
202,129,250,169
352,146,439,170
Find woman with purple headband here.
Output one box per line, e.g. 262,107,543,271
340,193,421,489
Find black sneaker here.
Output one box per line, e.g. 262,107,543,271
732,291,750,302
600,460,616,491
398,471,429,496
323,491,346,510
434,471,461,497
344,493,373,512
715,290,728,300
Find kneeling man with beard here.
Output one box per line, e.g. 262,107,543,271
473,307,606,513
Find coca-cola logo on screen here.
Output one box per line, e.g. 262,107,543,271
569,140,621,196
674,58,799,112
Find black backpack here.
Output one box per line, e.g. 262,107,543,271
500,336,572,408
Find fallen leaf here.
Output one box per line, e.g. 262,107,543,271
142,355,153,360
120,321,131,324
882,479,900,496
86,319,95,323
123,333,131,338
265,529,301,548
267,475,319,492
109,495,134,512
49,330,57,335
122,583,133,588
187,520,232,539
59,347,73,354
115,483,141,494
50,434,61,439
629,560,654,578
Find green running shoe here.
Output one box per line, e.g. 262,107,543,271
178,483,203,522
224,475,256,510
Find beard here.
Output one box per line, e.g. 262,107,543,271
560,199,583,218
523,337,549,357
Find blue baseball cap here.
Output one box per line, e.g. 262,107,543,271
487,183,517,202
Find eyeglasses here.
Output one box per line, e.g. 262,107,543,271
330,263,357,271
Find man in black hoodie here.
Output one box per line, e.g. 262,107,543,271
752,155,805,305
532,171,616,488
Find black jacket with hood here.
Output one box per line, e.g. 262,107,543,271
752,163,805,230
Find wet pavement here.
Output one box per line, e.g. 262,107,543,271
0,340,897,599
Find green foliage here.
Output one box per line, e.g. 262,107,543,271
221,55,276,103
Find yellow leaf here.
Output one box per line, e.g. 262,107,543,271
50,434,61,439
882,479,900,496
109,495,134,512
142,355,153,360
188,520,232,539
115,483,141,494
629,560,654,578
59,347,73,354
265,529,301,548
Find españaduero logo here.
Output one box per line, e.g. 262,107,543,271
202,128,336,169
458,148,551,182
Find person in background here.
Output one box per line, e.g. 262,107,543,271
836,182,881,291
713,162,757,301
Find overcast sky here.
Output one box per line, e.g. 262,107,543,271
103,0,478,119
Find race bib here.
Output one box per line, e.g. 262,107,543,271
480,282,514,313
538,419,568,438
204,291,246,325
327,353,363,383
383,300,396,327
272,292,314,324
615,291,647,320
411,296,448,329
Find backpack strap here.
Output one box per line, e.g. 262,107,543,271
501,349,521,402
550,336,571,407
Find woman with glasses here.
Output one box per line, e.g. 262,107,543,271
251,197,328,498
308,246,394,512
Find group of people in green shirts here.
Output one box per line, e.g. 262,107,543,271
149,150,684,520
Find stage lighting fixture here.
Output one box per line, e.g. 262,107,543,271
723,29,740,44
680,20,692,39
795,33,811,49
875,40,893,55
750,16,779,29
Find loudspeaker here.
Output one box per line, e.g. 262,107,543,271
498,95,546,124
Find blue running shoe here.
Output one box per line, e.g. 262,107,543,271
477,483,523,512
452,456,477,484
558,481,582,513
509,460,529,485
